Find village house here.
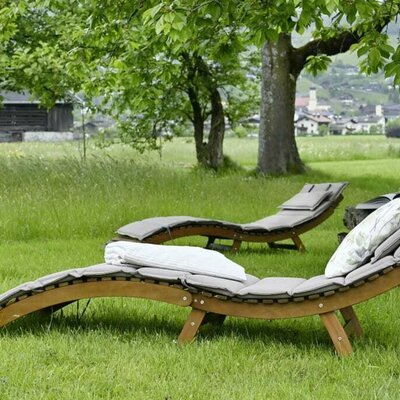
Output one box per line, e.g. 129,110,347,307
295,113,331,136
0,91,74,142
329,115,386,135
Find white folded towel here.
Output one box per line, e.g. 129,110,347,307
105,241,247,282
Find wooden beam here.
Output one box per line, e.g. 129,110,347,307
341,306,364,338
320,311,353,357
178,308,207,344
232,239,242,253
292,235,305,252
0,281,192,328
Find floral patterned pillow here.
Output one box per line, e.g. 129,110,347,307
325,199,400,278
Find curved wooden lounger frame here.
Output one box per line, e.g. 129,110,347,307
117,196,344,252
1,261,399,357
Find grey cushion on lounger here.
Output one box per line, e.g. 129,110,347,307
237,277,305,299
301,182,348,201
118,216,207,241
245,184,348,231
371,229,400,263
0,264,138,307
395,245,400,260
245,197,338,231
344,256,397,286
118,216,239,241
279,191,331,211
183,274,259,297
243,211,314,231
137,267,190,282
291,275,345,297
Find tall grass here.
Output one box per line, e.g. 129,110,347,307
0,137,400,399
2,134,400,168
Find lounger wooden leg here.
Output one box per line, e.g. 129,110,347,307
292,235,305,252
340,306,364,338
178,308,207,344
320,311,353,357
232,239,242,253
205,236,216,249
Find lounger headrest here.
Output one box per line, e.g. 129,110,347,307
279,182,348,211
279,191,331,211
325,199,400,278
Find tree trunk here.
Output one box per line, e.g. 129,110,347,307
258,34,304,175
187,86,208,165
192,54,226,170
207,87,225,169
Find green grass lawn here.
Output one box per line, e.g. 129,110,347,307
1,136,400,399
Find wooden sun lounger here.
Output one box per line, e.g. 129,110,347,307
0,256,398,357
116,182,348,252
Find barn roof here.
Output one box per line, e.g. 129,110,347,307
0,91,70,105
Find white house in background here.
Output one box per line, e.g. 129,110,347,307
329,115,386,135
295,113,331,136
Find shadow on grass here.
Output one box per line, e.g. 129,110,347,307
0,303,377,354
304,165,400,194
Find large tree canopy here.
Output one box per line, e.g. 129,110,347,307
145,0,400,173
0,0,260,169
2,1,400,173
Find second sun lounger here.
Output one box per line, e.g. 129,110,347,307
116,182,348,252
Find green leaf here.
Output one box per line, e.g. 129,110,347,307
346,8,356,24
393,48,400,62
394,73,400,87
304,54,331,76
163,12,174,23
326,0,339,14
385,61,400,78
252,30,264,47
206,3,222,20
356,45,369,58
381,44,395,54
142,4,163,24
155,16,164,35
368,47,381,69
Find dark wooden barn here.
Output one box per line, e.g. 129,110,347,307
0,91,74,142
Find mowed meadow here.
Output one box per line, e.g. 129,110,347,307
1,136,400,399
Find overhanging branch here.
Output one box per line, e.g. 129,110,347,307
290,3,395,75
